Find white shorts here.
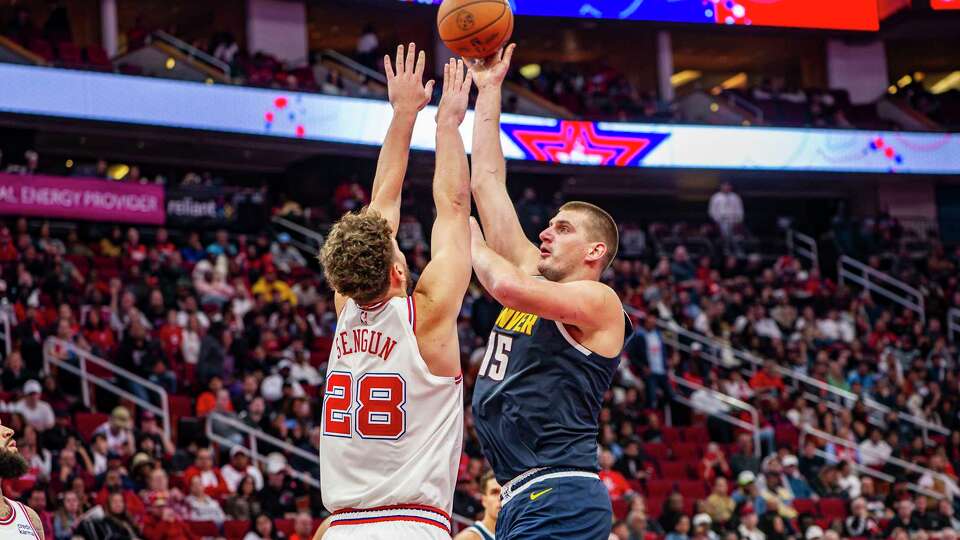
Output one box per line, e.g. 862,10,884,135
324,505,452,539
323,521,450,540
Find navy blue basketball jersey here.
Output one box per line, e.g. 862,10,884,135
471,302,631,484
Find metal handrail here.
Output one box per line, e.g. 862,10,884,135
321,49,386,84
786,229,819,271
43,337,171,441
271,215,324,256
949,308,960,343
150,30,230,77
838,255,924,323
0,305,15,356
723,91,764,122
207,412,320,488
668,373,761,459
799,425,955,500
652,317,949,442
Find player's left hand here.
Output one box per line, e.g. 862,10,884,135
384,42,435,115
469,217,486,249
436,58,473,127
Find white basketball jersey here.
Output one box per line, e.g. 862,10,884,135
320,295,463,516
0,498,41,539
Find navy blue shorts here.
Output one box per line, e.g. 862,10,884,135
496,469,612,540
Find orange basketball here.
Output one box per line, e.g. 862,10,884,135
437,0,513,59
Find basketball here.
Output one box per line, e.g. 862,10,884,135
437,0,513,59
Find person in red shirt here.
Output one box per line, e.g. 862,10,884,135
157,309,183,361
598,448,634,502
142,500,199,540
289,512,316,540
154,228,177,258
749,359,785,395
0,226,17,263
182,447,229,500
82,309,116,355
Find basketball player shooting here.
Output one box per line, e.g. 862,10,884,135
317,44,474,540
0,420,45,539
467,44,631,540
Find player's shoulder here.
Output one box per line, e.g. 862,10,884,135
453,528,482,540
23,504,45,540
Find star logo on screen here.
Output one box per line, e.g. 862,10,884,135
500,120,669,167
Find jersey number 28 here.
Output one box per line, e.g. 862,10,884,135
478,334,513,381
322,372,406,440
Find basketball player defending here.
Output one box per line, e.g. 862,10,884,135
318,44,474,539
0,420,45,538
453,472,501,540
466,44,631,539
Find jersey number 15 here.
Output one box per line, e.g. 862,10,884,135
478,334,513,381
322,372,407,440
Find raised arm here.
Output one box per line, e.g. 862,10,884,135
335,43,433,317
412,59,474,378
470,218,624,355
468,45,540,274
368,42,435,235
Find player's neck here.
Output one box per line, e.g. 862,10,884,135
481,515,496,533
0,490,10,521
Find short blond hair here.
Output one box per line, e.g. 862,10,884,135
559,201,619,269
319,209,393,305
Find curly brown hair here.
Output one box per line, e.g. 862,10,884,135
319,209,393,305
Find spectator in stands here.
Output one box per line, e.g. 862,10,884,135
703,477,735,529
245,512,286,540
599,448,633,503
737,504,765,540
708,182,744,252
185,474,226,524
259,453,302,518
289,512,314,540
93,406,135,458
183,447,229,500
252,266,297,305
730,434,761,477
77,490,141,539
659,492,686,534
225,475,263,520
733,471,767,516
1,351,33,393
780,455,815,500
665,514,691,540
142,496,198,540
626,315,671,408
699,443,732,484
52,490,82,540
616,437,656,482
355,24,379,69
749,360,785,397
1,379,55,432
836,460,861,499
885,498,921,535
270,233,306,273
222,447,263,493
843,496,879,538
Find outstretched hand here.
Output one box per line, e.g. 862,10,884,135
436,58,473,127
469,217,486,249
384,42,435,114
465,43,516,90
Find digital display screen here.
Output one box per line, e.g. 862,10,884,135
0,64,956,175
401,0,879,30
931,0,960,9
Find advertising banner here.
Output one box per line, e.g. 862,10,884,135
165,187,268,228
0,173,165,224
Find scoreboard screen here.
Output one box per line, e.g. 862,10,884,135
400,0,879,30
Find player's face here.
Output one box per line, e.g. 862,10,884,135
0,420,16,454
0,419,28,480
481,478,502,521
537,210,595,281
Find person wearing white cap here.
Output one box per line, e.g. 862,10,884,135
0,380,55,432
781,454,816,500
270,232,307,273
692,513,718,540
804,525,823,540
221,446,264,493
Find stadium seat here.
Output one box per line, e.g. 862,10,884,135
57,42,83,66
659,461,690,480
819,498,848,520
84,45,112,69
682,425,708,442
275,519,294,535
642,443,669,461
661,426,682,445
224,520,250,539
794,498,816,515
187,521,219,537
75,412,109,442
611,498,629,519
169,394,194,421
646,497,665,518
645,479,675,497
676,480,707,499
671,443,701,461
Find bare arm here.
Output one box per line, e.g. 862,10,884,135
453,529,482,540
335,43,434,316
25,507,45,540
412,59,474,378
468,45,540,274
470,218,623,348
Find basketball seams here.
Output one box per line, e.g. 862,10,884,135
438,0,507,41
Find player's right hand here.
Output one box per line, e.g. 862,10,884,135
466,43,515,90
436,58,473,127
384,42,435,115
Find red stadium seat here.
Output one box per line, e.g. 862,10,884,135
682,425,708,442
187,521,219,537
671,443,701,461
612,498,629,519
28,38,54,62
642,443,669,461
676,480,707,499
275,519,294,535
659,461,690,480
662,426,682,445
819,498,848,520
57,42,82,65
646,479,675,497
75,412,109,442
168,395,194,422
646,497,665,518
84,45,111,69
775,424,799,449
794,498,816,515
224,520,250,539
